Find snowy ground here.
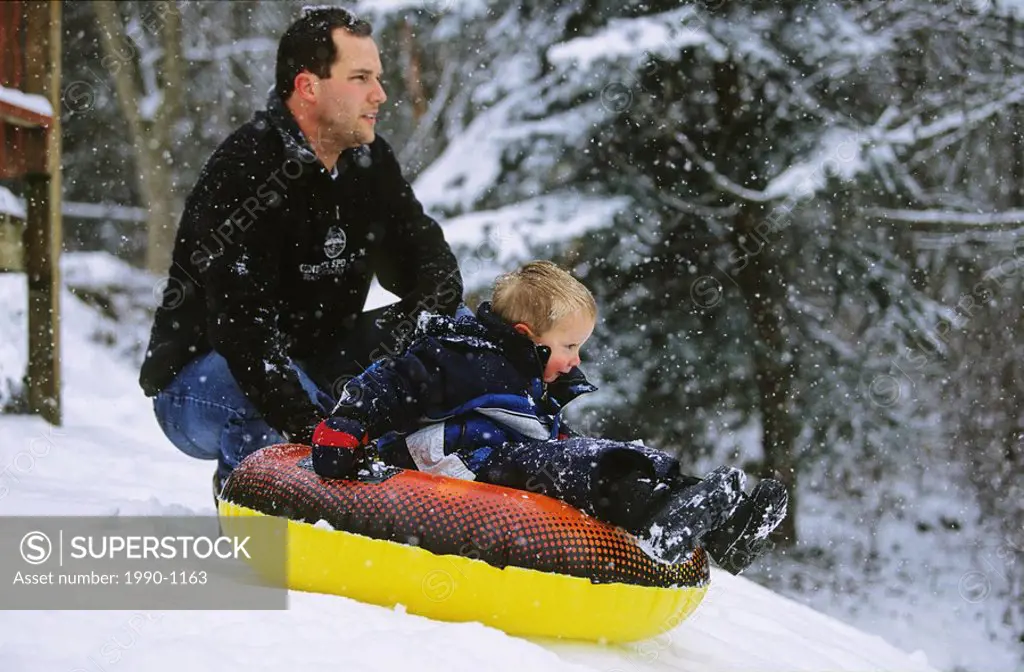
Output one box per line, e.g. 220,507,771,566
750,472,1024,672
0,256,948,671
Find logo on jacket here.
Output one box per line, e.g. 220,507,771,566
324,226,347,259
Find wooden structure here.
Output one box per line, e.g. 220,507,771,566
0,185,26,271
0,0,62,425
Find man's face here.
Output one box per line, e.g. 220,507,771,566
314,29,387,149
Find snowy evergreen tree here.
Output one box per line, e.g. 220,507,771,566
358,0,1023,555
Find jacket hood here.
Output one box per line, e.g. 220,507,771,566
415,302,597,406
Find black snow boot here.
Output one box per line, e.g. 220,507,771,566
702,478,788,575
640,466,746,564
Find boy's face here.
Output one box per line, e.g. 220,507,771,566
516,311,595,383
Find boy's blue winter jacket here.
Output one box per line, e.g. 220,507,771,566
323,301,599,479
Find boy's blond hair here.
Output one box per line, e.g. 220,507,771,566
491,261,597,334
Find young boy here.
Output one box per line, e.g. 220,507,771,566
312,261,787,572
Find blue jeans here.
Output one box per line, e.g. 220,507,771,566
152,304,472,482
152,305,412,480
153,351,332,481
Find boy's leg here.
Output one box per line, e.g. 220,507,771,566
475,437,755,564
474,437,692,533
153,350,329,485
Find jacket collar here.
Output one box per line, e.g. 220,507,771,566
415,302,598,406
265,90,320,166
474,302,597,406
474,302,547,373
547,366,598,408
263,90,371,177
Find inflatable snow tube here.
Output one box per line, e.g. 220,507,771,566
217,443,709,642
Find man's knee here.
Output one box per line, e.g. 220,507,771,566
153,393,225,461
218,415,285,471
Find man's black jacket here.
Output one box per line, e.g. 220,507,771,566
139,92,463,443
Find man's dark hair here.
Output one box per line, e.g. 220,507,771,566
275,6,373,101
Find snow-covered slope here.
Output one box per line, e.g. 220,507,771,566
0,264,937,672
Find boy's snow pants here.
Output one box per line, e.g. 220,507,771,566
473,437,700,534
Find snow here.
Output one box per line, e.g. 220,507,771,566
673,125,870,205
412,93,607,215
0,186,26,220
0,195,148,224
679,78,1023,206
183,37,277,62
62,201,146,223
764,127,867,201
0,83,53,120
0,255,942,672
877,85,1024,148
353,0,489,21
965,0,1024,16
138,91,163,122
438,194,631,291
364,275,402,310
548,7,711,71
62,250,151,291
998,0,1024,14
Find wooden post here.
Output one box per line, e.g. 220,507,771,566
21,0,61,426
1010,14,1023,210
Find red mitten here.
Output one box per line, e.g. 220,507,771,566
311,417,368,479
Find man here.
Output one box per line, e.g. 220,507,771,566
139,7,463,495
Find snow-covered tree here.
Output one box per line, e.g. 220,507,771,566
358,1,1024,551
62,1,292,270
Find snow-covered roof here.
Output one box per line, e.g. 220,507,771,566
0,83,53,121
0,185,26,219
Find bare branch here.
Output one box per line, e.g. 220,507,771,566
91,1,149,164
674,133,773,203
864,206,1024,231
399,54,459,169
881,83,1024,146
